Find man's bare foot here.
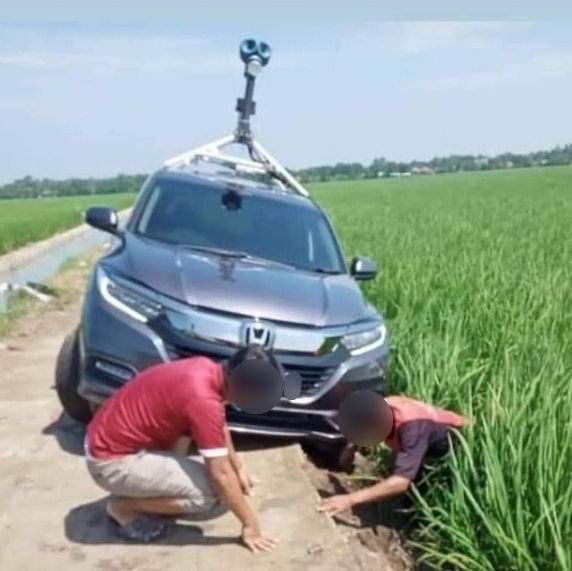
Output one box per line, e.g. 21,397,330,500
106,497,139,526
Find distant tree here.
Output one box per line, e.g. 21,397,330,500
0,174,147,199
2,142,572,198
294,143,572,184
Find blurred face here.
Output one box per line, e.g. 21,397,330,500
337,391,393,447
227,359,284,414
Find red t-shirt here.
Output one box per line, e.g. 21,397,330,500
87,357,228,460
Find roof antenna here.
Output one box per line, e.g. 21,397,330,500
235,39,272,143
163,39,309,197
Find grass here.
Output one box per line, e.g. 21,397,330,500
0,193,136,255
0,250,101,338
0,290,36,337
311,166,572,570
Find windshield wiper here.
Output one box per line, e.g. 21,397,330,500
182,245,296,269
310,267,342,275
182,245,247,258
242,254,297,269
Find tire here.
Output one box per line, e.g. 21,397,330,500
304,440,357,472
55,329,93,424
331,442,357,472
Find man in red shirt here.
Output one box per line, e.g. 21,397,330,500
318,391,467,516
85,346,277,552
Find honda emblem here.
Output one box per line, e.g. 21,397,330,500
241,320,275,348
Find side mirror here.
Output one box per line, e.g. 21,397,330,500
350,256,377,281
85,206,120,235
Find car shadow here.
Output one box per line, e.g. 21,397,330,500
231,433,294,452
42,414,292,458
42,411,302,463
42,412,85,456
65,497,238,547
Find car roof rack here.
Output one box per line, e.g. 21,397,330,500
163,39,309,198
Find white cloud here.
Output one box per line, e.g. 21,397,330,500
348,21,535,56
344,22,571,93
0,22,543,78
0,32,236,75
539,49,572,77
404,46,572,92
387,22,534,55
0,53,51,68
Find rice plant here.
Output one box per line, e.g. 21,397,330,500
0,192,135,255
312,166,572,570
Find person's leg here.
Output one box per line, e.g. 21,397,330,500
102,451,220,525
107,496,191,525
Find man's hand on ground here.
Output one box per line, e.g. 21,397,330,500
317,494,355,516
237,467,256,495
241,525,277,553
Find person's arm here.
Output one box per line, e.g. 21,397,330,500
352,476,410,504
318,475,410,516
225,426,242,471
205,456,275,553
224,426,254,495
186,393,272,552
318,421,431,516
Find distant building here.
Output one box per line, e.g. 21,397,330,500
389,172,412,178
475,157,489,168
411,166,435,176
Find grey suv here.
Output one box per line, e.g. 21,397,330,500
55,169,389,451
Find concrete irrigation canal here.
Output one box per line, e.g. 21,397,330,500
0,214,128,313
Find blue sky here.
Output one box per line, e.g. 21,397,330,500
1,19,572,182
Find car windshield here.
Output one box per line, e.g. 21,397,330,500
135,177,345,273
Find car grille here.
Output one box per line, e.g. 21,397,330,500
283,363,335,397
226,407,339,436
165,343,228,362
165,343,334,397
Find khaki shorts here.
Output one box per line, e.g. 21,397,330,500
86,450,218,514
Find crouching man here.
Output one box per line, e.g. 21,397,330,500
318,393,467,516
85,347,277,552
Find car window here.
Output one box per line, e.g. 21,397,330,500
136,177,344,273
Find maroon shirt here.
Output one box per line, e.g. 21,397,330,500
392,420,451,480
87,357,227,460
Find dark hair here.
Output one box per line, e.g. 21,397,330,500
225,345,281,377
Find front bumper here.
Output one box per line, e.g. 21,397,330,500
79,273,389,441
227,407,342,441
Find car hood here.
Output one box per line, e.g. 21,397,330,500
109,234,377,327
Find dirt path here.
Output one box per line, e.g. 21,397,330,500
0,253,396,571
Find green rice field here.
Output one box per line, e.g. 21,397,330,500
312,166,572,570
2,166,571,569
0,193,135,255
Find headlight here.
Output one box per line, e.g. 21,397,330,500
342,324,387,355
97,267,162,322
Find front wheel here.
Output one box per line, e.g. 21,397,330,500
330,442,357,472
304,440,357,472
55,329,93,424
